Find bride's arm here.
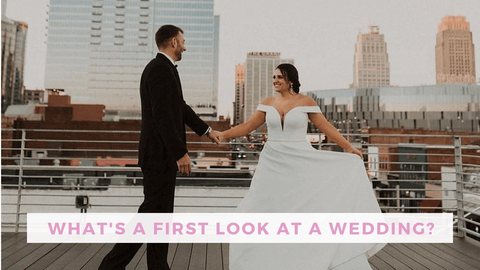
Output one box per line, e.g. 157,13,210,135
221,110,266,140
308,113,362,158
304,97,362,158
308,113,349,149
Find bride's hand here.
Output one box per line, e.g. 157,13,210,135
217,132,223,142
207,130,222,145
348,147,363,160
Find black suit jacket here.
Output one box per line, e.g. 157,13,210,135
138,53,209,168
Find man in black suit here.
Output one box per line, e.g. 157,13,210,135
99,25,220,270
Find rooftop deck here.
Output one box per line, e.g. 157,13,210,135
2,233,480,270
2,130,480,269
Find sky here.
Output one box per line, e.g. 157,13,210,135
4,0,480,118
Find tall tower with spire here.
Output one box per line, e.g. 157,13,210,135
352,26,390,88
435,16,476,84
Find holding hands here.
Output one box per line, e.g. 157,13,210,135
177,128,223,176
207,129,222,145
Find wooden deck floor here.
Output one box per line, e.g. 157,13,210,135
2,233,480,270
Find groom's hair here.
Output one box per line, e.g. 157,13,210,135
156,25,184,49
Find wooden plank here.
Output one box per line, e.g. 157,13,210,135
407,243,462,270
1,233,17,243
373,249,410,270
170,243,192,270
81,243,114,270
206,243,223,270
383,244,429,270
393,244,446,270
2,243,46,269
167,243,179,266
134,251,147,270
60,243,105,270
188,243,206,270
3,233,480,270
221,243,229,270
431,242,480,267
126,244,146,270
1,236,30,260
44,243,90,270
24,243,76,270
418,243,479,270
4,243,60,270
443,239,480,263
1,233,27,251
368,255,395,270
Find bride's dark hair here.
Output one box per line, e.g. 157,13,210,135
276,63,301,93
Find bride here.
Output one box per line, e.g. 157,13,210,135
219,63,385,269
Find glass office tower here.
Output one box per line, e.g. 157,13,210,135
1,1,28,113
45,0,219,117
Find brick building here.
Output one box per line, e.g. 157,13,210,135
10,118,230,167
46,95,105,122
362,127,480,181
4,93,231,166
357,127,479,212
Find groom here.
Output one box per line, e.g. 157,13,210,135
99,25,221,269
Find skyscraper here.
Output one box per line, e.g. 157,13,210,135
243,52,293,122
435,16,476,84
45,0,219,117
1,0,28,113
233,64,245,126
351,26,390,88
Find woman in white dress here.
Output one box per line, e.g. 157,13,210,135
220,63,385,269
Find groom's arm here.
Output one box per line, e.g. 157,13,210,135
183,103,209,136
184,104,221,144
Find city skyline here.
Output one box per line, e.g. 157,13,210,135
4,0,480,117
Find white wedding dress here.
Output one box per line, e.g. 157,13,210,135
229,105,385,270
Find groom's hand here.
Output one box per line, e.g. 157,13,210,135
207,130,222,145
177,154,192,176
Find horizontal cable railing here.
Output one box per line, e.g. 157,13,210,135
1,128,479,241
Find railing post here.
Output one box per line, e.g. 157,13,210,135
454,135,465,238
15,129,26,232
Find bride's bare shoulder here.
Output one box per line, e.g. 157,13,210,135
261,96,277,106
297,94,318,106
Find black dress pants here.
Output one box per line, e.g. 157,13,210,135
99,162,177,270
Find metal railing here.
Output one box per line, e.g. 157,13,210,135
1,128,479,241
